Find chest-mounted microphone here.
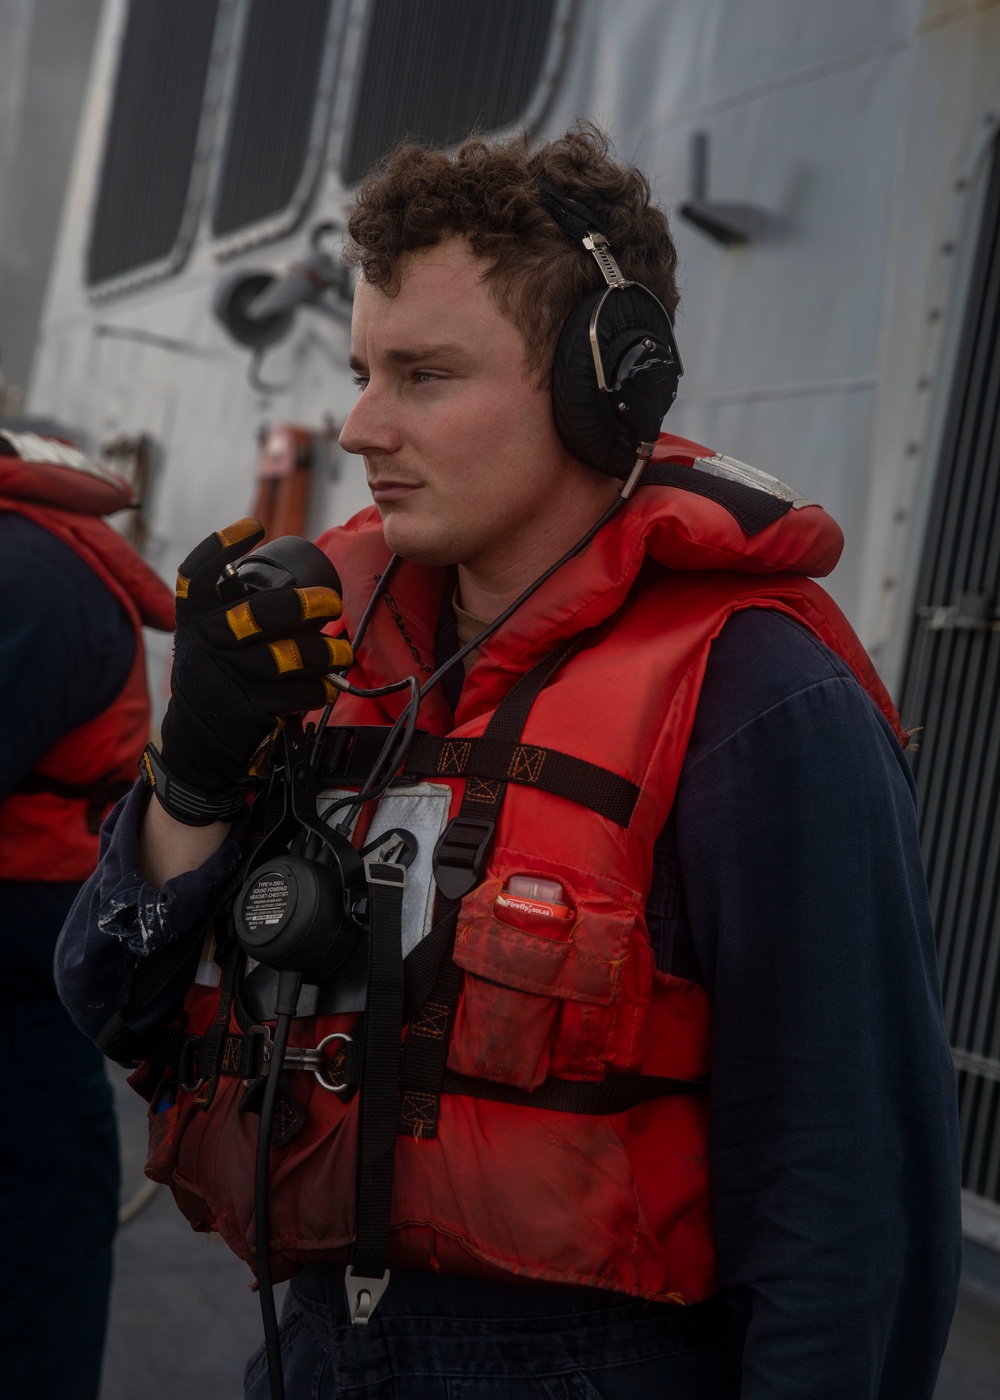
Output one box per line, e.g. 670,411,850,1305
537,180,683,495
234,825,416,983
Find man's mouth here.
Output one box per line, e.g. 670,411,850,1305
367,478,423,503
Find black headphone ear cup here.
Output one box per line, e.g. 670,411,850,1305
551,284,680,479
552,291,631,477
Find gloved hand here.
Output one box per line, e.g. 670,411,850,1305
146,518,352,824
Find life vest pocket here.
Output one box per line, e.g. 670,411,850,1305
448,852,645,1090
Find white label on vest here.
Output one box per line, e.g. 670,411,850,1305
316,781,452,958
365,782,452,957
693,453,813,508
1,430,105,478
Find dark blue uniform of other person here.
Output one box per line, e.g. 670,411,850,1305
0,514,132,1398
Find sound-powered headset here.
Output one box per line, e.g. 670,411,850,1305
536,180,683,492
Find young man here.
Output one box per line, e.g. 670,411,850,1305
57,127,960,1399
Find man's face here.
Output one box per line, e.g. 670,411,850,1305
340,237,610,577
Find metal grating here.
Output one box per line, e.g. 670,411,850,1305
899,135,1000,1207
86,0,220,287
342,0,557,185
212,0,335,238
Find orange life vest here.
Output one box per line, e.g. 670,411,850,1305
0,433,173,881
144,435,903,1304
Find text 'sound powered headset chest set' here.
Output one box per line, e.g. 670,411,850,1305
156,186,683,1400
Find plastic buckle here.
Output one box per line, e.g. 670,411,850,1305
345,1265,391,1324
242,1023,273,1087
431,817,496,900
363,831,409,888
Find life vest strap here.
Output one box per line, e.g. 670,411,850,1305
314,728,639,827
170,1024,706,1116
438,1067,708,1114
406,621,624,1118
13,773,134,832
352,858,407,1283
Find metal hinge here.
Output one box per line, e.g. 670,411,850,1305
917,595,1000,632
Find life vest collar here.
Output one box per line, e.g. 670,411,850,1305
318,432,845,725
0,429,133,515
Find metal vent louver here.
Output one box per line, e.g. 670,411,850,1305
899,135,1000,1207
86,0,220,288
342,0,558,186
212,0,335,239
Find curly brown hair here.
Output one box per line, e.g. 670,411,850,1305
344,122,679,385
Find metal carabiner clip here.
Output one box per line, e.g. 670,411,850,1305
281,1031,353,1094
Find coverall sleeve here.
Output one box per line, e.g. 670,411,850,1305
55,780,247,1044
673,610,962,1399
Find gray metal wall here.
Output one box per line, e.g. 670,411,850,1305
0,0,103,399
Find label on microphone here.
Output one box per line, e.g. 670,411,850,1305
242,874,290,929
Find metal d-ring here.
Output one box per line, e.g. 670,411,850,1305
311,1031,352,1093
279,1031,353,1093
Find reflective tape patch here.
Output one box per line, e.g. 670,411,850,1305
326,637,353,667
227,600,261,640
269,638,302,673
298,587,340,621
216,518,261,547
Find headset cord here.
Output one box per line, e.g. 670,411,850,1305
256,969,303,1400
416,487,629,702
310,474,635,790
310,487,632,835
310,554,402,762
310,488,630,836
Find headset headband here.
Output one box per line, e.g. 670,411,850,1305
535,180,631,291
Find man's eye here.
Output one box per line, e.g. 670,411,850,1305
351,375,369,390
413,370,442,384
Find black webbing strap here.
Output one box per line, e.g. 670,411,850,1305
440,1069,707,1113
397,900,462,1139
315,730,638,828
641,459,793,535
192,935,242,1107
238,1064,308,1148
399,626,617,1136
415,732,636,824
351,859,406,1284
174,1020,705,1119
433,623,617,901
402,897,463,1021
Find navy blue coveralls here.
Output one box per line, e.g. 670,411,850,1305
56,605,962,1399
1,514,132,1400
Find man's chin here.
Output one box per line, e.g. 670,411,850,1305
380,515,462,568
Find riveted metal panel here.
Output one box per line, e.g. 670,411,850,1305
900,134,1000,1208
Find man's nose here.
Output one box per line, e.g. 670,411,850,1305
339,383,401,457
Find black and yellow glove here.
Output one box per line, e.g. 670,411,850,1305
143,518,352,825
